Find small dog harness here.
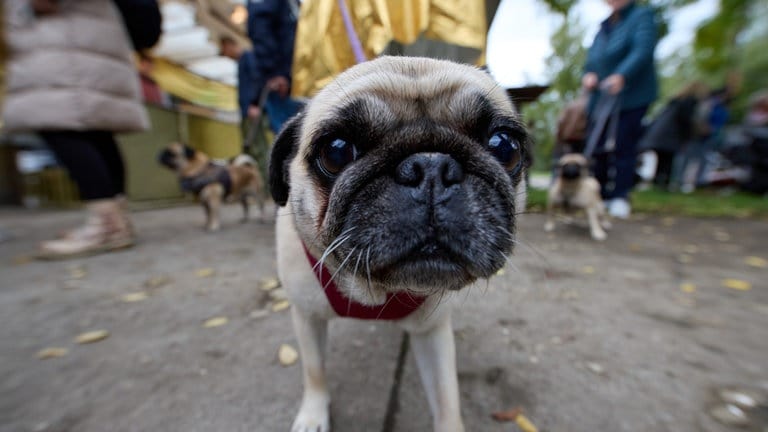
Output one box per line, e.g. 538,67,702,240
179,163,232,197
302,243,427,320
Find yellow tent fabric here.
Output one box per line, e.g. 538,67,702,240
292,0,487,98
148,58,238,112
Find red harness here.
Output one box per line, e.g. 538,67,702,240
302,243,427,320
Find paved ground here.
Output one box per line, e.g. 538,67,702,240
1,203,767,432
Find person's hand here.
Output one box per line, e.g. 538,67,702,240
30,0,58,14
602,74,625,95
582,72,599,91
247,105,262,120
266,76,290,98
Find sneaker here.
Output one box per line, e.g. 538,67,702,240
608,198,631,219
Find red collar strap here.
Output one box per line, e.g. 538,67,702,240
301,243,427,320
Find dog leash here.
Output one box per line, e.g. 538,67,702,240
583,90,621,158
337,0,367,64
301,242,427,320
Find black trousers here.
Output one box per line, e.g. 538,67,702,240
40,131,125,201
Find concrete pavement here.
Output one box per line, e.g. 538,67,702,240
1,204,767,432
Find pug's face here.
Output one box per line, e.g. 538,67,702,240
557,153,589,180
158,142,195,172
271,57,529,299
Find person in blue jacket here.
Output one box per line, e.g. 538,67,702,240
582,0,659,219
246,0,302,134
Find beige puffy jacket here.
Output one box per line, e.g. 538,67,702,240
1,0,149,133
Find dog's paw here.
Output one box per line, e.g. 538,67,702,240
544,221,555,232
291,398,330,432
591,229,607,241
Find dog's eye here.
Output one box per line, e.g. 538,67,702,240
487,131,523,174
318,138,358,178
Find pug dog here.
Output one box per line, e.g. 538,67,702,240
544,153,610,241
269,56,529,432
158,142,265,231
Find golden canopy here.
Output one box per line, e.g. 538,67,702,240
291,0,489,98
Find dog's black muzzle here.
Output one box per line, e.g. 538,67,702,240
561,163,582,180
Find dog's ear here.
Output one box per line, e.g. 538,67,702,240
183,145,195,160
157,149,176,169
269,113,303,206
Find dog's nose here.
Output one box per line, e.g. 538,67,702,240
395,153,464,198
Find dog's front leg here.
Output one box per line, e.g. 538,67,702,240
410,314,464,432
290,307,330,432
240,194,250,223
200,184,223,231
586,206,607,241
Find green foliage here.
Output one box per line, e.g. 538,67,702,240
523,0,767,170
527,186,768,218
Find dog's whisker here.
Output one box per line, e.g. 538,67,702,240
324,246,357,291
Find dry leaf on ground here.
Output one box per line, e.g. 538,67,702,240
271,300,290,312
36,347,68,359
491,407,539,432
260,277,281,291
144,275,171,289
680,283,696,293
75,330,109,344
582,266,595,274
745,256,767,268
121,291,148,303
278,344,298,366
202,317,228,328
68,266,87,279
195,268,215,278
722,279,752,291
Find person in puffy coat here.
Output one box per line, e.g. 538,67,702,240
1,0,159,259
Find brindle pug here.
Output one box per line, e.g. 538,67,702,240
544,153,611,241
158,142,265,231
269,56,530,432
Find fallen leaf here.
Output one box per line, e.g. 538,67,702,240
75,330,109,344
36,347,68,359
271,300,291,312
490,408,539,432
491,407,522,422
628,243,643,252
278,344,298,366
719,389,761,408
709,403,750,427
586,362,605,375
516,414,539,432
495,268,506,276
259,277,281,291
661,217,675,227
722,279,752,291
202,317,228,328
249,309,269,320
144,275,171,289
68,266,87,280
195,268,215,278
745,256,767,268
581,266,595,274
121,291,148,303
680,283,696,293
268,288,288,302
